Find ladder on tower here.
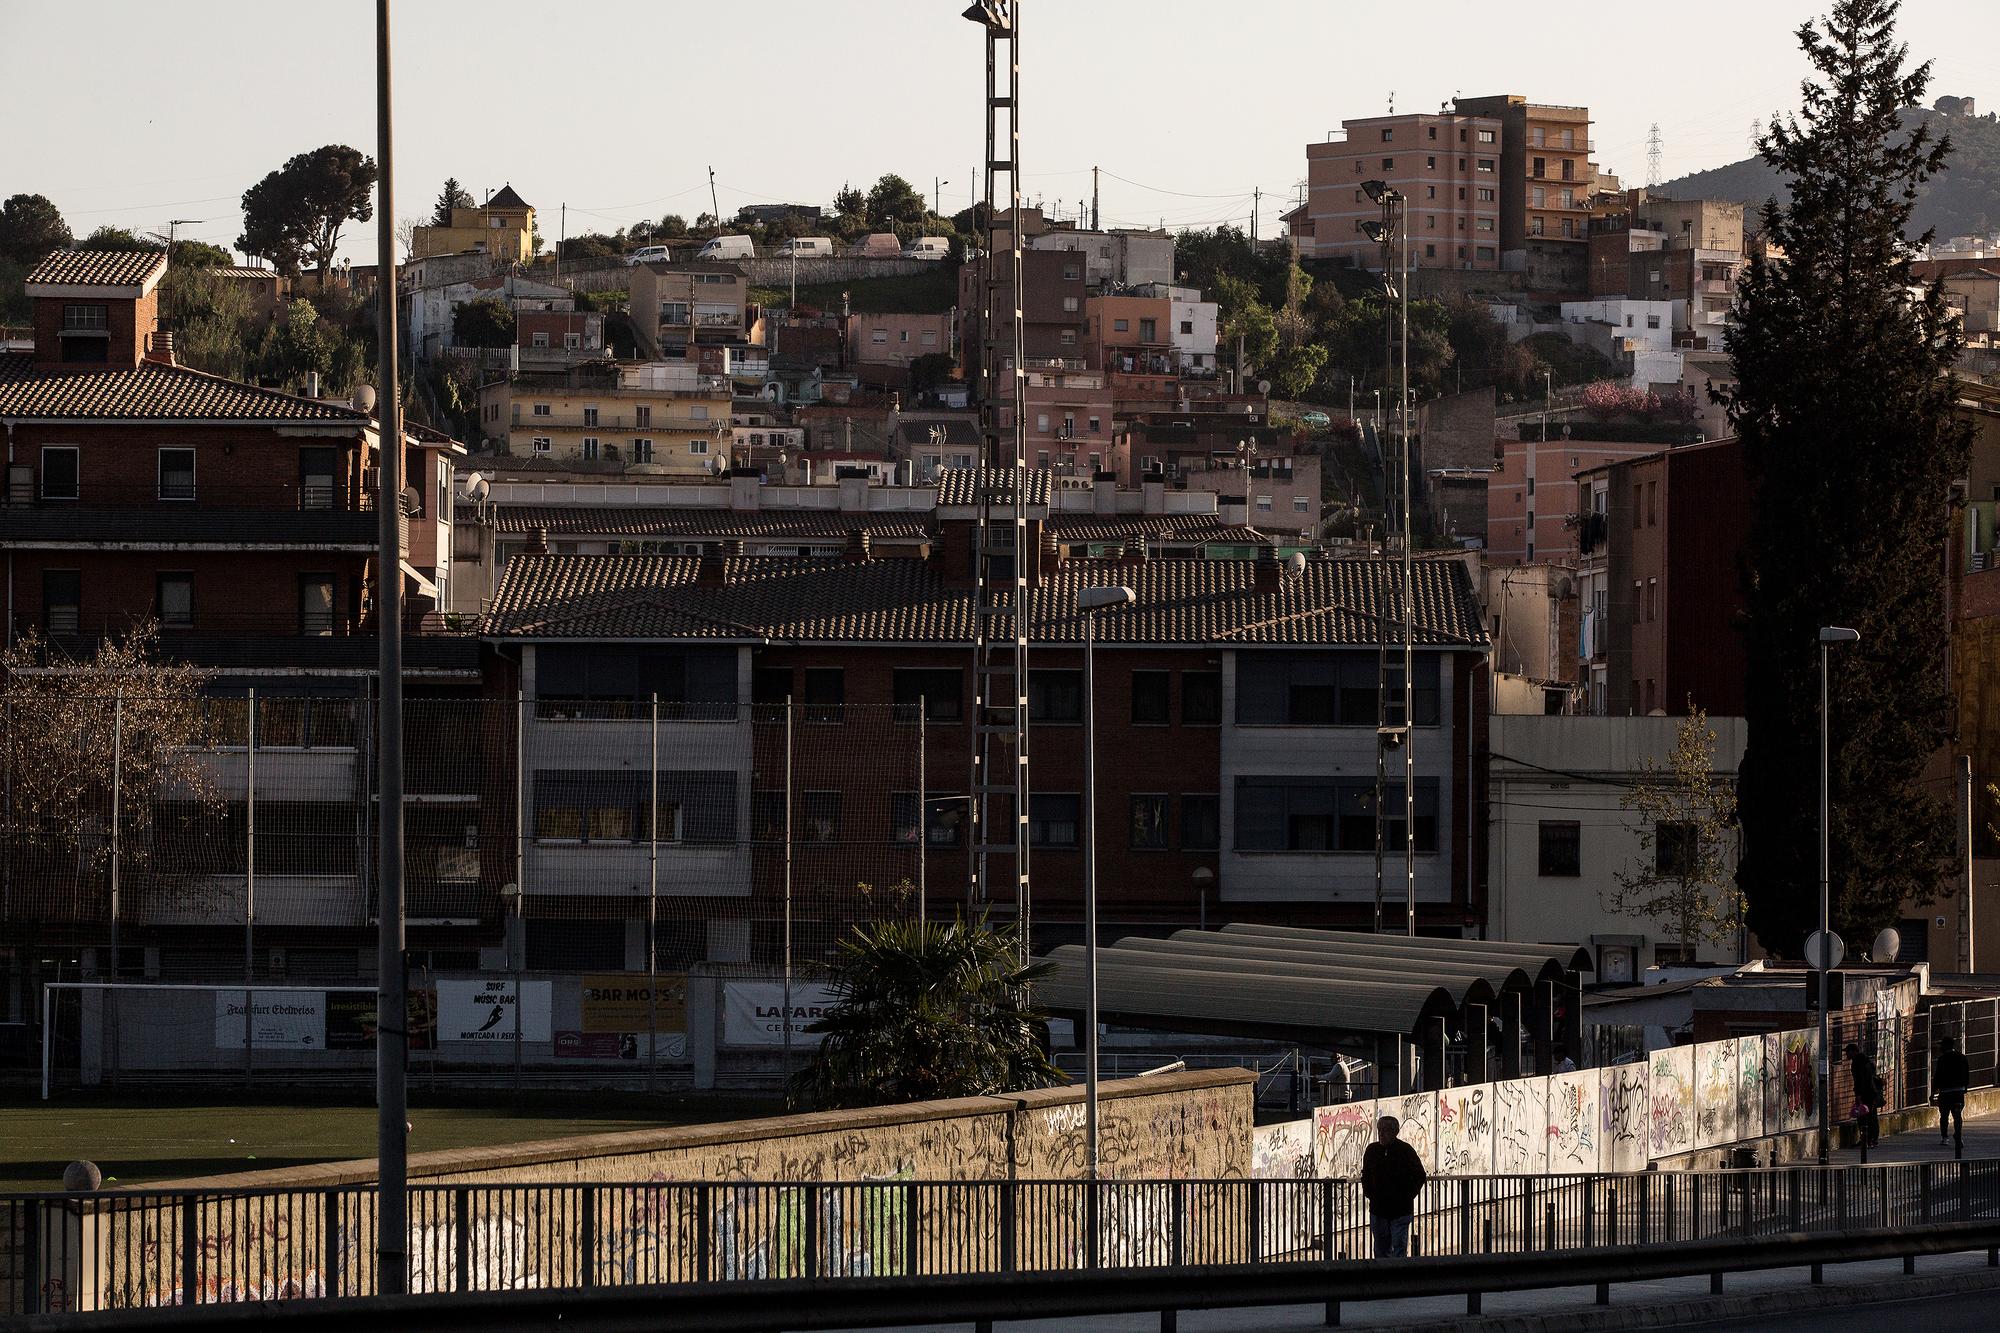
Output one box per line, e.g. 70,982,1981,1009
967,2,1032,959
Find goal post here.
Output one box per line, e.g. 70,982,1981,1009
40,982,382,1100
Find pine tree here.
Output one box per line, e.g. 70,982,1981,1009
432,177,472,226
1723,0,1969,954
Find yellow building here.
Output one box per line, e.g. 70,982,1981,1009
411,184,536,263
476,362,735,476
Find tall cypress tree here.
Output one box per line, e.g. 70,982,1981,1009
1725,0,1968,955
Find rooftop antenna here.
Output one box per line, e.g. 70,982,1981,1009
1388,89,1395,114
1646,124,1664,188
1748,117,1764,153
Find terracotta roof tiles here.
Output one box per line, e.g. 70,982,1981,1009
26,249,167,288
0,354,367,423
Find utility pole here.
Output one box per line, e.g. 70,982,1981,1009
558,202,565,277
708,166,720,228
372,0,409,1298
1092,166,1100,231
1251,186,1260,243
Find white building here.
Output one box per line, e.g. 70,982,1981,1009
1488,714,1746,982
409,273,574,360
1026,228,1175,290
1137,283,1220,375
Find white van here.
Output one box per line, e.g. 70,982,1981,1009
625,245,673,266
903,236,951,261
696,235,756,261
780,237,834,258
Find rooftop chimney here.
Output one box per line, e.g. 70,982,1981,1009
696,551,729,589
523,526,549,555
1092,470,1116,517
843,528,872,563
1253,543,1281,593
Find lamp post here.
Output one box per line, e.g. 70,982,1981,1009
1078,584,1135,1184
1817,625,1859,1164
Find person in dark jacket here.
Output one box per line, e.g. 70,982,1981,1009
1845,1043,1883,1148
1937,1038,1971,1148
1361,1115,1428,1258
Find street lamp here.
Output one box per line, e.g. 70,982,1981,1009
1816,624,1859,1163
1078,583,1135,1183
961,0,1012,31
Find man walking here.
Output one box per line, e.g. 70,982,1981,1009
1937,1038,1970,1151
1361,1114,1428,1258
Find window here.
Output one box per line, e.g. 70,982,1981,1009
1029,793,1080,848
1538,821,1581,876
1381,158,1394,170
871,329,887,344
1235,652,1439,726
1476,159,1494,173
1647,314,1662,330
1293,496,1310,512
1088,416,1101,434
157,573,193,629
1182,670,1222,724
1426,186,1436,200
892,792,965,848
1656,822,1698,877
1425,244,1437,258
1131,670,1171,724
1478,188,1495,202
803,667,845,722
894,668,962,722
298,574,336,635
897,330,909,344
158,448,195,501
1646,481,1658,525
533,770,737,845
582,437,600,460
1478,129,1496,144
1114,318,1130,333
1426,156,1436,169
1427,125,1438,140
1062,296,1079,312
1532,157,1546,178
1477,218,1494,232
1063,264,1081,280
1181,794,1220,850
40,446,78,500
1533,187,1546,208
1130,794,1169,849
752,665,793,717
531,332,550,348
1139,318,1156,342
1180,320,1193,335
62,303,107,331
921,330,937,345
797,791,840,843
1035,413,1051,434
1235,777,1438,852
632,439,652,463
1028,669,1082,723
636,405,652,427
1645,578,1657,622
531,437,552,453
1531,127,1546,147
1256,494,1273,511
42,570,80,632
1060,330,1077,345
1530,217,1545,237
534,645,739,718
688,438,708,456
532,403,551,417
689,405,709,421
564,332,581,350
1380,127,1394,142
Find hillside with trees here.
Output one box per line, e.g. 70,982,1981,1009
1658,97,2000,240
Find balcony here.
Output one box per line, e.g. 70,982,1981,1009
16,613,480,673
0,483,389,551
512,413,723,433
1699,278,1738,295
659,311,745,330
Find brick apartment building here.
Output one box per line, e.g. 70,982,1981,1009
1303,110,1505,271
480,477,1492,963
1574,437,1749,717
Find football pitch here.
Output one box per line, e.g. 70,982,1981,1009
0,1093,779,1192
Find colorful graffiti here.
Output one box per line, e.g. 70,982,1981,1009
1694,1039,1738,1149
1601,1064,1650,1173
1736,1035,1764,1140
1781,1030,1817,1133
1252,1120,1315,1180
1649,1045,1695,1156
1393,1092,1438,1174
1312,1101,1378,1181
1436,1087,1493,1175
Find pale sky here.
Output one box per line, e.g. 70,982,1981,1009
3,0,1993,266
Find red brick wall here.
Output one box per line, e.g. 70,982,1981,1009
8,421,366,509
9,548,367,635
30,290,157,370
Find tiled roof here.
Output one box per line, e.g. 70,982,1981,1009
1046,514,1265,545
492,504,930,542
215,266,282,281
935,466,1052,508
484,553,1488,648
0,354,367,423
485,185,531,210
26,249,167,288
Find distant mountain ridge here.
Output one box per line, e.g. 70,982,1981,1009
1655,103,2000,241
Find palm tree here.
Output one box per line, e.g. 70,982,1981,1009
793,915,1064,1109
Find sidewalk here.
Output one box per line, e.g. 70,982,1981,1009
1832,1108,2000,1164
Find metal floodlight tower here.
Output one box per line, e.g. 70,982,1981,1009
965,0,1032,959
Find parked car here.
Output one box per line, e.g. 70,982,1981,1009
849,233,902,259
903,236,951,261
624,245,674,266
779,237,834,258
696,235,756,261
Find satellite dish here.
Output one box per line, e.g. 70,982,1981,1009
464,473,489,502
1287,552,1307,575
1256,379,1272,395
1871,927,1901,964
351,384,378,414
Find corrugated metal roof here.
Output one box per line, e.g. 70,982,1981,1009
1217,923,1593,981
1037,946,1457,1041
483,553,1490,647
1148,934,1527,1003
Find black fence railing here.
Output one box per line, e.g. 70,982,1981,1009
6,1160,1999,1314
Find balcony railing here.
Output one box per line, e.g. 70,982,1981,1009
511,414,724,433
660,311,745,329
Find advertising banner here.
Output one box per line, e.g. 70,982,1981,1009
437,979,552,1044
580,973,687,1033
326,988,437,1052
721,982,836,1047
213,990,325,1049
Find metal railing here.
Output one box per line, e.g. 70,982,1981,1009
7,1159,1998,1313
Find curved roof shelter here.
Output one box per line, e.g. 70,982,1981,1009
1217,924,1592,986
1146,934,1522,1005
1035,944,1459,1045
